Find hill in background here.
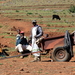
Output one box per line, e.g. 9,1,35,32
0,0,75,6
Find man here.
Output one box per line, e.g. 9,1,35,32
15,31,32,58
30,20,43,62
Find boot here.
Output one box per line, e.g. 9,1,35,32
38,56,41,61
31,56,41,62
20,52,24,59
31,56,38,62
20,56,23,59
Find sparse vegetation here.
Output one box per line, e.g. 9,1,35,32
0,63,3,65
27,12,33,15
69,5,75,13
16,10,19,12
0,26,2,28
0,6,75,32
47,24,50,27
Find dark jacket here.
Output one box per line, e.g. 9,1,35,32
29,25,43,44
30,25,43,38
35,25,43,38
16,35,28,46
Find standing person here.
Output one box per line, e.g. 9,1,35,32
30,20,43,62
15,31,32,58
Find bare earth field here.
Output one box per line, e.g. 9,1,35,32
0,53,75,75
0,15,75,75
0,0,75,75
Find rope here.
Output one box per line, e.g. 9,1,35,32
0,51,41,60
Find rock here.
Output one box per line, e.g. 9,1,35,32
12,60,17,62
20,68,24,71
4,45,8,47
59,71,62,73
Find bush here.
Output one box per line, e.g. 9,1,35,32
47,24,50,27
27,12,33,15
0,26,2,28
38,15,43,18
16,10,19,12
69,5,75,13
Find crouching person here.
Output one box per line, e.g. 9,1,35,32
15,31,32,59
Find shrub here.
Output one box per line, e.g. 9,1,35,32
16,10,19,12
39,22,43,24
47,24,50,27
38,15,43,18
27,12,33,15
69,5,75,13
0,26,2,28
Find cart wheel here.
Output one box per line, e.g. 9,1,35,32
52,46,71,62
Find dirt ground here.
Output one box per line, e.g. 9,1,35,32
0,15,75,75
0,54,75,75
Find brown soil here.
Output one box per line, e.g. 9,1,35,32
0,54,75,75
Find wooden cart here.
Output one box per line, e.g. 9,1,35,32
41,30,74,62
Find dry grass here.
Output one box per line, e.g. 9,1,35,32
0,0,75,6
0,0,75,33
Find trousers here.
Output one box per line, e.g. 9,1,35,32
15,44,32,53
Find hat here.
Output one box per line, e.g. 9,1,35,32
20,31,24,34
32,20,37,23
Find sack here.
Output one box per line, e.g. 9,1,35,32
36,36,44,45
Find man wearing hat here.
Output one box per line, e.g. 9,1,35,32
30,20,43,62
15,30,32,58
